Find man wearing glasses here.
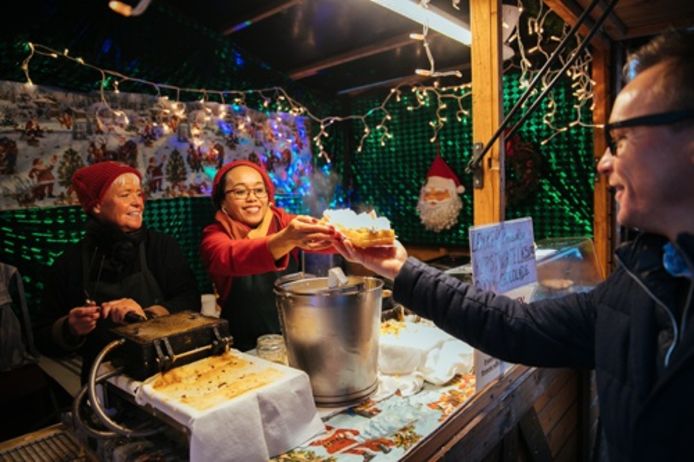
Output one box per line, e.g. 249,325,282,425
332,30,693,461
200,160,336,351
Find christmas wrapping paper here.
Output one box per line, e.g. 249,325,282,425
0,80,314,211
274,373,476,461
274,321,476,462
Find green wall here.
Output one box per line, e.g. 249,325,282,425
348,73,595,246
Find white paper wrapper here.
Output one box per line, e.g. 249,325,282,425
379,320,473,394
114,350,324,462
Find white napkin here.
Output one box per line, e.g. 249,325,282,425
379,321,450,375
134,351,324,462
379,321,473,394
376,372,425,397
420,339,474,385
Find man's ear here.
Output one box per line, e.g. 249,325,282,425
92,204,101,216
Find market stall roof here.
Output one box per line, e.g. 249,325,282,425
160,0,473,95
159,0,694,95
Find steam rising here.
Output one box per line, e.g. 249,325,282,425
303,169,342,217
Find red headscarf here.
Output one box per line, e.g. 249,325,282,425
212,160,275,202
72,161,141,212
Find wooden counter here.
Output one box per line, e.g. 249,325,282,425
404,365,595,462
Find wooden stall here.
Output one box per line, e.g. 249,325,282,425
0,0,693,460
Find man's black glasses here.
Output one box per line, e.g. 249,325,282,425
604,109,694,155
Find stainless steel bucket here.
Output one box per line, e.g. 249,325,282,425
274,273,382,406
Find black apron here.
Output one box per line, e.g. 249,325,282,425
221,254,299,352
80,242,164,382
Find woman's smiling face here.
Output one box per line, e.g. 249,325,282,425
221,165,269,227
93,173,144,232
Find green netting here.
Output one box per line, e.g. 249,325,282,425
348,72,595,246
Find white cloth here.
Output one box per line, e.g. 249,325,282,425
376,372,424,397
113,351,324,462
421,338,474,385
379,320,448,374
379,320,473,394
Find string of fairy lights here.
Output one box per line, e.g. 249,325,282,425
505,0,599,145
19,0,598,160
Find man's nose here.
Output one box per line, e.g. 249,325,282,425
596,148,613,175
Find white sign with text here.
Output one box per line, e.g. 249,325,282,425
469,217,537,391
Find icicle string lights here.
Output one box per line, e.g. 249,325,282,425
506,0,599,145
23,42,390,161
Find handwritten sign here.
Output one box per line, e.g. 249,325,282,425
469,217,537,390
469,217,536,293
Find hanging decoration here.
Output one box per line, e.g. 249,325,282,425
416,152,465,232
504,132,542,207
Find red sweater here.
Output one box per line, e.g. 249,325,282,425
200,207,298,303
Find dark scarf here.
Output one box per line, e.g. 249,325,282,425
84,218,146,277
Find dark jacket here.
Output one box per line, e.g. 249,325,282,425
36,224,201,382
393,233,694,462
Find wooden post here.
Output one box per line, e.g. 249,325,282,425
544,0,613,278
471,0,504,225
592,45,612,278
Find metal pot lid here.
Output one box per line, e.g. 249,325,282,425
277,276,367,295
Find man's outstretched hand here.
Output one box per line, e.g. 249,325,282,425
332,235,408,280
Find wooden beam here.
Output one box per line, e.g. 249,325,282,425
289,34,416,80
543,0,611,48
471,0,504,225
622,18,694,39
222,0,302,36
596,0,627,38
519,409,553,461
592,45,612,279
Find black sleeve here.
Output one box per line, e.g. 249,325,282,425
393,258,597,368
146,231,201,313
34,244,85,356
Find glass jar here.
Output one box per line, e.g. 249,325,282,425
256,334,287,365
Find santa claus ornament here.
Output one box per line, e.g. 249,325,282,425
416,154,465,232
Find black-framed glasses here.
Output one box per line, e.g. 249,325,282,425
604,109,694,155
225,186,268,200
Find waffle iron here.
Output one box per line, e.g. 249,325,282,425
109,311,233,381
72,311,233,439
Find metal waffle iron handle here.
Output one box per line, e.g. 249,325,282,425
72,338,164,439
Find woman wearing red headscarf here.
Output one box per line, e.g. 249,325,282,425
200,160,335,351
36,161,200,382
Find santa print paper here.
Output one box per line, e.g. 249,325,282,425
0,80,314,210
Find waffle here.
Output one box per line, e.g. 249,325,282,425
151,351,282,411
322,208,395,248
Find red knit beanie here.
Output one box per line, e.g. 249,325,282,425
72,161,142,212
212,160,275,201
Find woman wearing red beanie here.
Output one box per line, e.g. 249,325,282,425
200,160,335,351
36,161,201,383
